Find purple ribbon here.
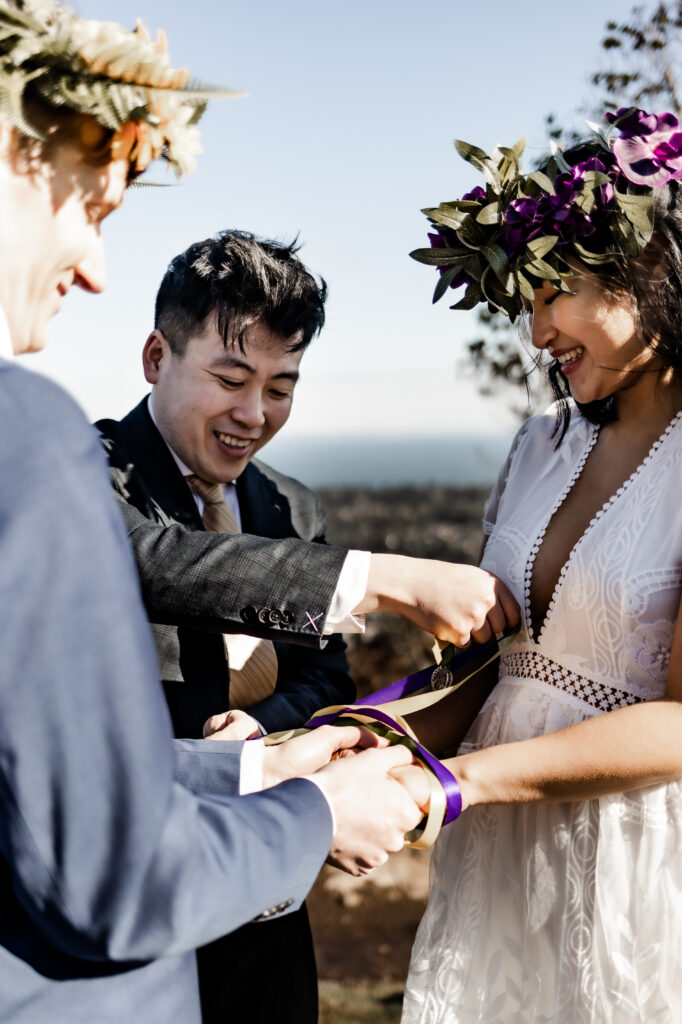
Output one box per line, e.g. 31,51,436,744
303,639,502,825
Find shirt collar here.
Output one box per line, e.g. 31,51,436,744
147,393,192,477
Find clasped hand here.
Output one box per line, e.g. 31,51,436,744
203,716,428,875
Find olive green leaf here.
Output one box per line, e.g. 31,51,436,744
432,266,460,303
527,170,556,195
480,242,511,289
525,257,562,280
451,282,484,310
476,202,500,225
549,142,572,174
526,235,559,259
423,205,469,232
515,270,535,302
572,241,617,265
454,139,501,188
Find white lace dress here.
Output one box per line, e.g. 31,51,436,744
402,404,682,1024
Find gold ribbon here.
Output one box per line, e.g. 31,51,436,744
265,628,519,848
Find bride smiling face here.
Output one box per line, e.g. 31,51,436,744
526,268,660,406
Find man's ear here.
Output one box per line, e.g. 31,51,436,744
142,330,168,384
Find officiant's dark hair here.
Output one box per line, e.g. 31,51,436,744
154,229,327,355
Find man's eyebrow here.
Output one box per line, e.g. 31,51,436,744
271,370,300,383
210,352,255,373
209,353,300,382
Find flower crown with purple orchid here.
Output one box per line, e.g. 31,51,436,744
411,108,682,320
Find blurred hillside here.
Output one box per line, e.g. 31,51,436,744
319,485,489,696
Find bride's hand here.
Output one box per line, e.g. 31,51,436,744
390,764,432,813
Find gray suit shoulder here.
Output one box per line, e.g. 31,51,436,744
0,360,93,447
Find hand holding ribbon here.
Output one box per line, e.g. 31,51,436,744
265,625,520,848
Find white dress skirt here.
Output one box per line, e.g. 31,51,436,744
402,405,682,1024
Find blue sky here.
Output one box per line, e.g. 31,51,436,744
31,0,629,445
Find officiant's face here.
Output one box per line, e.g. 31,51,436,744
144,317,303,482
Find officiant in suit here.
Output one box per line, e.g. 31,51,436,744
97,229,356,1024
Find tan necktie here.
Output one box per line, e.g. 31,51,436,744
186,474,278,711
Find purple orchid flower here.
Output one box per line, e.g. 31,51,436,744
607,107,682,186
461,185,486,203
502,150,619,257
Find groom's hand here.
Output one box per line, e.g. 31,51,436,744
313,744,422,875
261,725,385,788
355,555,519,647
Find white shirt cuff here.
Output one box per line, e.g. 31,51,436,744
239,738,265,794
323,550,371,635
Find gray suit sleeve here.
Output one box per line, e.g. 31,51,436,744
0,365,332,964
106,459,348,647
174,739,244,795
243,471,356,731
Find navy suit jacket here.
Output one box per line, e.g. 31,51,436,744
96,398,355,737
0,360,337,1023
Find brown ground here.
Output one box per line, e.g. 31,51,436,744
308,486,486,993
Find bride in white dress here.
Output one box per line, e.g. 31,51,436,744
400,110,682,1023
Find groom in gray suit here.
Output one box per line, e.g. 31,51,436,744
0,5,428,1022
97,230,356,1023
0,3,517,1021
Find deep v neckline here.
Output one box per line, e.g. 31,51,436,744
524,409,682,644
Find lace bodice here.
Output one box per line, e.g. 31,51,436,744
481,404,682,703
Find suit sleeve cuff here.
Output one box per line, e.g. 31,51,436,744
301,774,336,835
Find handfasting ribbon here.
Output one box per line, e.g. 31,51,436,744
265,625,520,848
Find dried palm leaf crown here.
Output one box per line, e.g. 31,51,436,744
411,108,682,321
0,0,243,176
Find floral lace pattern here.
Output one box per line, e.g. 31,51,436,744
626,620,674,690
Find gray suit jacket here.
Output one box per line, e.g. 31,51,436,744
0,360,336,1023
97,398,355,737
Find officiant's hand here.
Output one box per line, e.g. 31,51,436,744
356,555,519,647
